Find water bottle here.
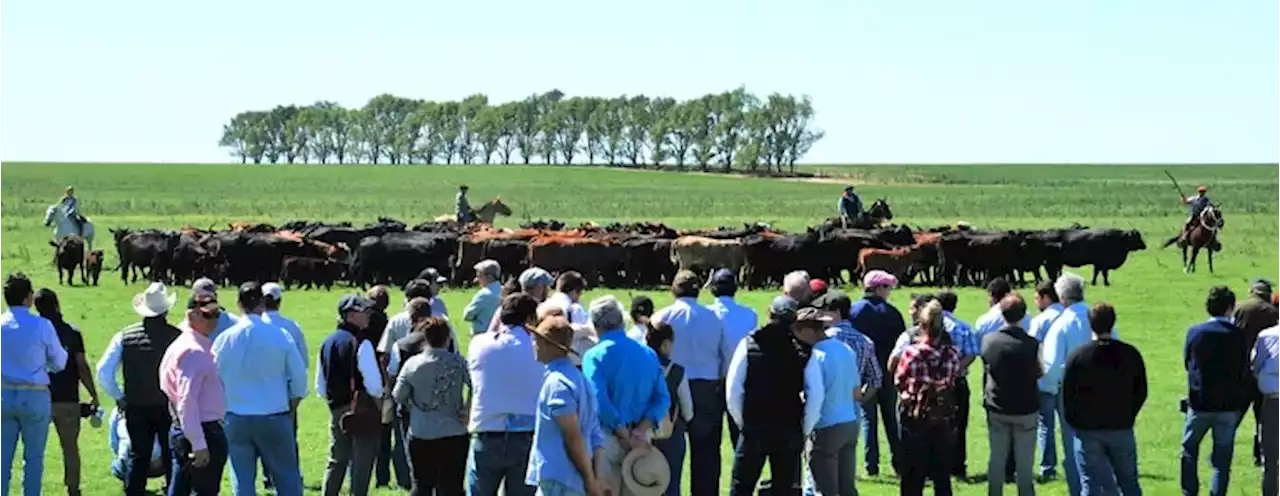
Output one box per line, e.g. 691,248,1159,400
88,407,104,429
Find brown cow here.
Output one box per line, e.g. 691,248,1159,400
857,246,926,285
49,237,86,285
669,236,747,276
910,232,943,284
85,250,104,286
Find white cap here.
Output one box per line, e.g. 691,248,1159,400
262,282,284,300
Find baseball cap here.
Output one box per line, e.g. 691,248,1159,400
795,307,835,326
261,282,283,301
769,296,800,322
337,294,374,315
518,267,554,289
192,277,217,293
809,279,828,295
187,290,220,312
816,290,852,315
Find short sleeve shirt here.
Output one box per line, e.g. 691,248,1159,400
49,320,86,402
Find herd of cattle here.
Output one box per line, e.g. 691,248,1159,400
51,217,1148,290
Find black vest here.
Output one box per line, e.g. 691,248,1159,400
120,318,181,407
320,326,365,410
742,323,808,432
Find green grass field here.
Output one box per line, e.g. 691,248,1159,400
1,162,1277,495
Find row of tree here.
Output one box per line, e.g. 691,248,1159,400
218,88,824,174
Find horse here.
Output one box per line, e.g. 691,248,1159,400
822,198,894,230
434,197,513,225
45,203,95,252
1162,204,1224,273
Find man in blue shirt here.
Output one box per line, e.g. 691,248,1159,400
805,306,862,496
1182,286,1252,496
705,268,758,446
838,186,863,228
849,270,906,477
464,260,504,335
581,296,670,495
1251,324,1279,496
528,316,607,496
1,273,69,496
212,282,308,496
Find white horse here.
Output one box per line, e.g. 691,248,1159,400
45,203,95,252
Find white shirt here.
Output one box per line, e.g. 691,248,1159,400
544,292,588,326
378,303,456,354
1028,303,1065,342
725,338,825,436
467,325,544,432
1040,302,1093,395
707,296,760,370
262,310,308,369
314,338,383,399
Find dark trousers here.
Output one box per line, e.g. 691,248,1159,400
726,412,741,451
168,421,228,496
378,417,411,489
408,434,468,496
953,377,969,476
900,418,954,496
688,380,724,496
125,404,172,496
863,381,901,475
729,428,803,496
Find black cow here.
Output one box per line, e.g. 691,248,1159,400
1045,229,1146,286
281,256,342,290
622,237,674,288
50,237,86,285
114,230,173,284
350,232,459,288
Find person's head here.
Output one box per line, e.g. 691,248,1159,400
185,290,222,337
844,185,854,196
555,271,587,302
404,279,433,302
33,288,61,319
518,268,554,301
499,277,521,299
644,321,676,358
500,292,540,328
415,317,453,350
587,295,626,334
368,285,390,311
192,277,217,295
671,270,701,299
791,308,834,345
262,282,284,311
783,271,812,304
909,293,937,325
1088,302,1116,337
1206,285,1236,318
999,292,1027,327
237,282,265,314
819,290,853,320
1054,272,1086,305
918,300,945,341
1033,280,1058,311
406,297,433,323
460,184,470,193
708,268,738,298
769,295,799,325
986,278,1012,306
420,269,446,294
337,294,374,330
474,259,501,285
1251,279,1274,301
936,288,959,313
1197,185,1207,195
65,186,75,196
862,270,898,299
3,273,34,308
630,295,655,325
531,316,574,363
809,279,828,299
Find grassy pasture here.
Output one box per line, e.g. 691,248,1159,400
1,162,1277,495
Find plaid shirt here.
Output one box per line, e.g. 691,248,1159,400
894,340,961,420
827,320,883,388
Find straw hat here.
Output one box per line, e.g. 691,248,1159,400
132,282,177,317
621,447,670,496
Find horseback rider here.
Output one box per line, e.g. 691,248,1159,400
838,185,863,227
1181,185,1212,234
455,184,474,223
61,186,87,236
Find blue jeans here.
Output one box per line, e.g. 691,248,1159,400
225,412,303,496
653,421,687,496
861,383,900,475
466,431,535,496
1180,409,1240,496
1,389,51,496
1074,429,1141,496
1057,394,1082,496
1037,392,1059,477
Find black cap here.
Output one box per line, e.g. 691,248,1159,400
188,290,218,310
630,295,654,316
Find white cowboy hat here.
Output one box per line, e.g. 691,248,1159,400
621,447,670,496
132,282,177,317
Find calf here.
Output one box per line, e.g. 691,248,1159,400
85,250,104,286
49,237,86,286
281,256,342,290
858,246,926,285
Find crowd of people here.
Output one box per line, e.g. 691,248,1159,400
1,257,1277,496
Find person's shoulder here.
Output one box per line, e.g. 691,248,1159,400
1260,325,1280,338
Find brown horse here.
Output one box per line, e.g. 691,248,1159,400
434,197,513,225
1163,204,1223,273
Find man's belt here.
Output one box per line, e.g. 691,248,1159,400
1,383,48,391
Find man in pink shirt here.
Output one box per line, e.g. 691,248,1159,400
160,290,228,495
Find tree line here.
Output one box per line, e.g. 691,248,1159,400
218,88,824,174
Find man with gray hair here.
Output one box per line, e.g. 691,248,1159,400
783,271,814,307
187,278,240,341
1039,272,1091,496
462,260,503,336
581,295,670,495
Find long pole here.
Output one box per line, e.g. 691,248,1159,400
1164,170,1189,200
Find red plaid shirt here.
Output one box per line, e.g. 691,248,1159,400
894,339,961,420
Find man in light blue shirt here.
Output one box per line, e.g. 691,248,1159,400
1027,281,1066,481
1040,272,1093,496
527,316,606,496
651,270,729,496
941,286,987,481
463,260,504,335
1252,324,1279,496
805,311,862,496
211,282,308,496
705,268,758,445
581,296,670,495
259,282,308,491
1,273,68,496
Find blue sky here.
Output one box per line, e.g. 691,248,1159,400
3,0,1276,164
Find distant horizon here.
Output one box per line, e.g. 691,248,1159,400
2,161,1277,167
